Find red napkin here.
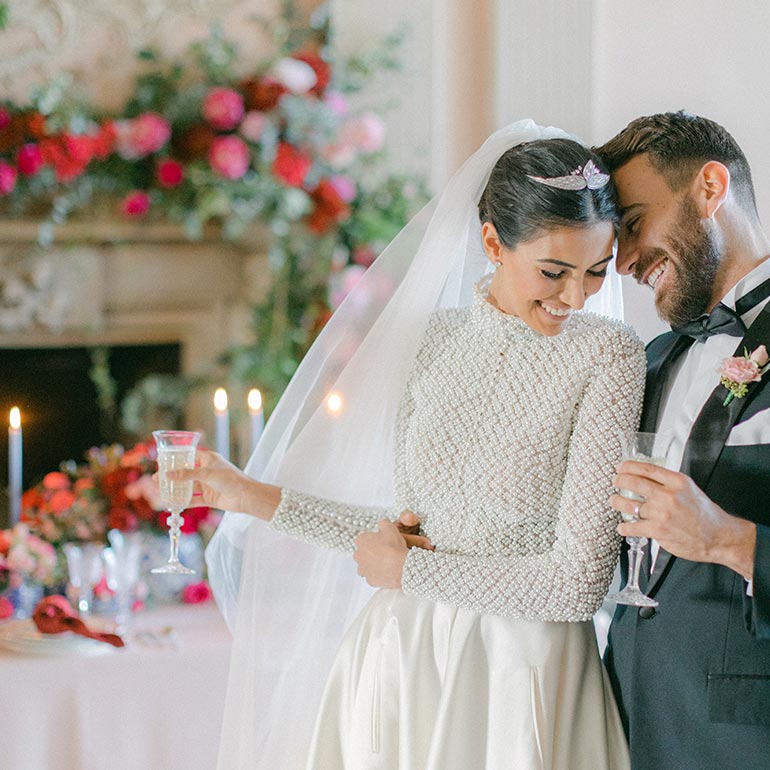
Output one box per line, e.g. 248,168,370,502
33,596,125,648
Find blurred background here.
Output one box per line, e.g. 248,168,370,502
1,0,770,515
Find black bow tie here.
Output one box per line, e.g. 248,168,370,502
672,274,770,343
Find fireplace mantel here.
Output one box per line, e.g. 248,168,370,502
0,217,269,436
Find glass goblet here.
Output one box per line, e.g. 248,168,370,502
607,431,673,608
151,430,201,575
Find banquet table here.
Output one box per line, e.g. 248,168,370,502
0,602,232,770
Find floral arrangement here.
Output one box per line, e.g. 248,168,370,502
20,441,217,546
0,13,427,407
718,344,769,405
0,523,57,592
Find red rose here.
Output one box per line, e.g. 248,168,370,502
17,143,43,176
171,123,216,162
0,529,12,555
92,122,116,159
239,77,287,112
157,159,184,188
307,178,350,233
21,488,43,510
108,507,138,532
293,52,331,96
120,190,151,218
272,142,312,187
0,108,10,130
182,581,212,604
0,596,13,620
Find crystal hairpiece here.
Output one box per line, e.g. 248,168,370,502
527,160,610,191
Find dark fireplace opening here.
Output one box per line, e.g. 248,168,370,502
0,344,180,524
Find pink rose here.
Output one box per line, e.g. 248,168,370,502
0,596,13,620
719,356,761,384
321,142,356,169
329,264,367,311
208,135,250,179
17,143,44,176
750,345,769,367
120,190,151,218
42,471,70,490
115,113,171,159
340,113,386,154
0,160,17,194
157,159,184,188
323,91,348,117
182,580,212,604
329,175,357,203
0,107,10,130
239,111,268,142
202,87,245,131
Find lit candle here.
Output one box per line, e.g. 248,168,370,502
325,392,343,415
8,407,22,526
214,388,230,461
248,389,264,453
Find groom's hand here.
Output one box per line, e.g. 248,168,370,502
395,510,434,550
610,460,757,580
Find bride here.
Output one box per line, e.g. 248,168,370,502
176,120,644,769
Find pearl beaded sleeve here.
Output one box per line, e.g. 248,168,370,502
271,278,645,620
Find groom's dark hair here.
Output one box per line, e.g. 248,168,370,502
596,111,758,218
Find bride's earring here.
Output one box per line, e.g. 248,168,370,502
495,260,503,268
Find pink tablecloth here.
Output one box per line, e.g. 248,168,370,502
0,602,231,770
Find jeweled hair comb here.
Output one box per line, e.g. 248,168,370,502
527,159,610,191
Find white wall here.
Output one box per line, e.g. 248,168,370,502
592,1,770,342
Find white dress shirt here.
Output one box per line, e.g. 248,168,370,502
651,257,770,587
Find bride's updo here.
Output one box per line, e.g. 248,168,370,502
478,138,618,249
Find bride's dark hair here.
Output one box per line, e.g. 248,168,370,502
478,138,618,248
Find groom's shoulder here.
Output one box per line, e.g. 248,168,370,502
644,330,680,362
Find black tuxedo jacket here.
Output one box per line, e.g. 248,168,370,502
605,306,770,770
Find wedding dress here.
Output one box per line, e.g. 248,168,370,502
270,276,644,769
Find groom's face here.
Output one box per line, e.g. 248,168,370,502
612,154,721,325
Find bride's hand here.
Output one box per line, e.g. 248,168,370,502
161,449,280,521
354,519,428,589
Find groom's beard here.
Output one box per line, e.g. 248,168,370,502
655,197,722,327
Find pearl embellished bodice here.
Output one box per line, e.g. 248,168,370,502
272,278,646,621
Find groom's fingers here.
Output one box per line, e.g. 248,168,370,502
612,472,662,501
615,460,681,486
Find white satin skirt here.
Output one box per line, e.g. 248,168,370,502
305,589,629,770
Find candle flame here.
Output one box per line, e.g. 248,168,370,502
325,392,343,415
214,388,228,412
248,389,263,413
9,407,20,430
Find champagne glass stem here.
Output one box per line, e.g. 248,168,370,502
167,509,184,565
626,535,648,592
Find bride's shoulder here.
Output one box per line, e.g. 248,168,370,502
567,312,645,361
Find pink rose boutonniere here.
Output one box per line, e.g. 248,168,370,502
718,345,770,405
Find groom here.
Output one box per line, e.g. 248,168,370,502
597,112,770,770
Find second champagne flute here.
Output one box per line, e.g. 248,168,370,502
607,431,673,608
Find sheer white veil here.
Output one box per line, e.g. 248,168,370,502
205,119,624,769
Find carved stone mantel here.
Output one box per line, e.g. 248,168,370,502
0,218,269,434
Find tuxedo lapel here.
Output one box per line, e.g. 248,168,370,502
641,334,695,432
680,302,770,489
646,302,770,597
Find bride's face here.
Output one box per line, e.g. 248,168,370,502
482,222,615,336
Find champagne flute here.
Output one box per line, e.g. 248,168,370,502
607,431,673,607
151,430,201,575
